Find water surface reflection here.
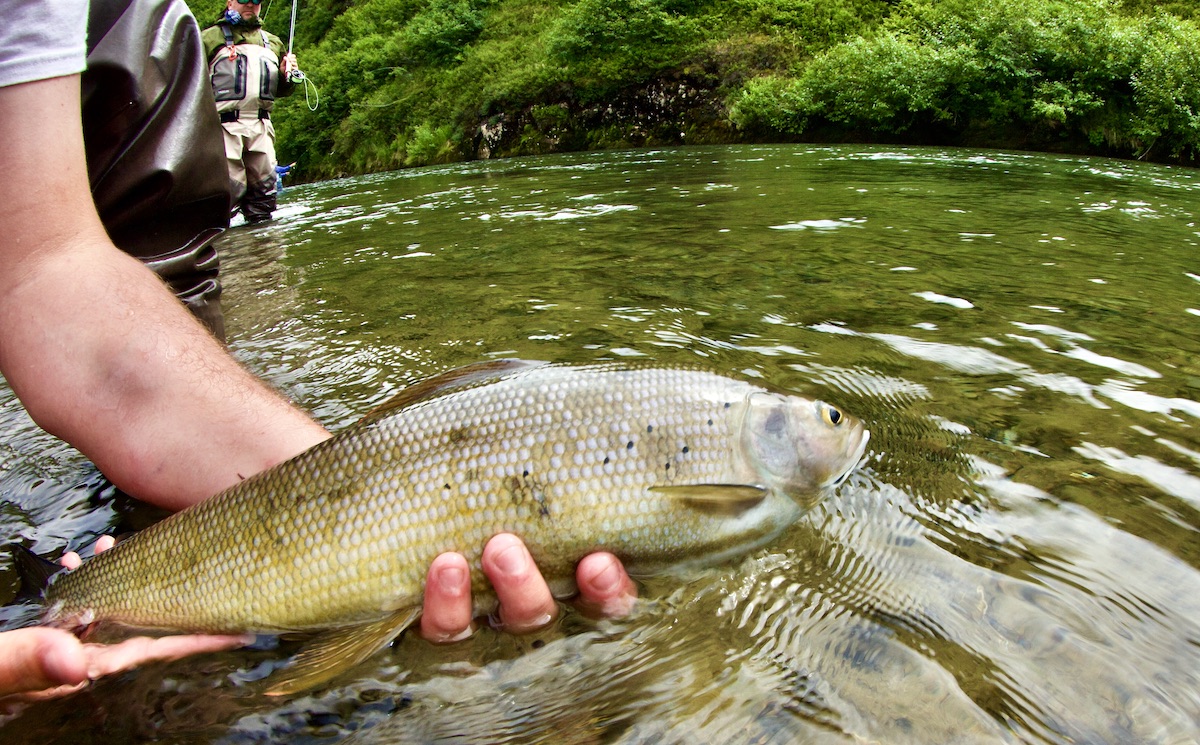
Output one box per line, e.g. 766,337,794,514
2,145,1198,743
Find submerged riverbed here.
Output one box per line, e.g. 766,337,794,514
2,145,1198,743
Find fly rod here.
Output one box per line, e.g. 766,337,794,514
286,0,305,82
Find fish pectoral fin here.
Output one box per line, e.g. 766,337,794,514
649,484,769,513
359,359,547,422
265,606,421,697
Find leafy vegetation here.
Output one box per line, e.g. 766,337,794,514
186,0,1200,179
731,0,1200,161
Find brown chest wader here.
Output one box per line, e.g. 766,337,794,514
83,0,231,340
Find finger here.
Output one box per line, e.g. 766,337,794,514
419,552,474,643
60,535,117,570
575,552,637,618
0,627,87,698
482,533,556,633
83,634,253,680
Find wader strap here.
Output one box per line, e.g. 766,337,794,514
221,23,270,53
222,22,237,61
219,109,271,123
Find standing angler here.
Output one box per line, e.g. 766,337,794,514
41,361,870,695
202,0,298,223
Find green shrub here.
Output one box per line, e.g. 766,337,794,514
546,0,704,94
729,75,811,135
1119,0,1200,22
397,0,488,66
720,0,890,51
404,122,461,166
1128,14,1200,159
731,0,1200,160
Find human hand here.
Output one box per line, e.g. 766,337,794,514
0,627,252,700
419,533,637,642
0,538,251,700
281,53,298,79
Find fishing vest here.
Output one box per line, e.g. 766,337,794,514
209,24,281,117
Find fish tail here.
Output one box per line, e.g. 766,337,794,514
7,544,65,602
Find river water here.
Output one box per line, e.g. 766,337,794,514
2,145,1199,743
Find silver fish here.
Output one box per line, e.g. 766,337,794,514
44,360,869,693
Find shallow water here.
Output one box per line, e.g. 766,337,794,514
2,145,1199,743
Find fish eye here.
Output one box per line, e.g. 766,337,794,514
822,405,844,426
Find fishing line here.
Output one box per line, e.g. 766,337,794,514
298,74,321,111
240,0,320,109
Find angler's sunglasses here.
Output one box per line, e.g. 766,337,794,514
237,0,263,5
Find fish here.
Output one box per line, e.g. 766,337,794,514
40,359,869,695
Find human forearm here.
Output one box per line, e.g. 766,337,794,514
0,242,329,509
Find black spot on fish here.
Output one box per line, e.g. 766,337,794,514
448,427,471,444
647,424,654,433
707,418,714,426
506,475,538,506
664,461,671,471
603,456,610,465
534,490,551,518
682,446,689,454
724,402,731,409
523,469,530,477
627,441,635,450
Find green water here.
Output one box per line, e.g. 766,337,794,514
2,145,1198,743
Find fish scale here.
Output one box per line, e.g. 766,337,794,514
42,360,868,693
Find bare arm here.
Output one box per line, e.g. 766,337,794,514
0,74,330,510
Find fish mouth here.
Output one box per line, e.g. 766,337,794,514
826,426,870,488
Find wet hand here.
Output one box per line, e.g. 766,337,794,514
0,627,252,700
419,533,637,642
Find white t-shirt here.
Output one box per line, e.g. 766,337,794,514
0,0,89,88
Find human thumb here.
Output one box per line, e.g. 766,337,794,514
0,627,88,698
